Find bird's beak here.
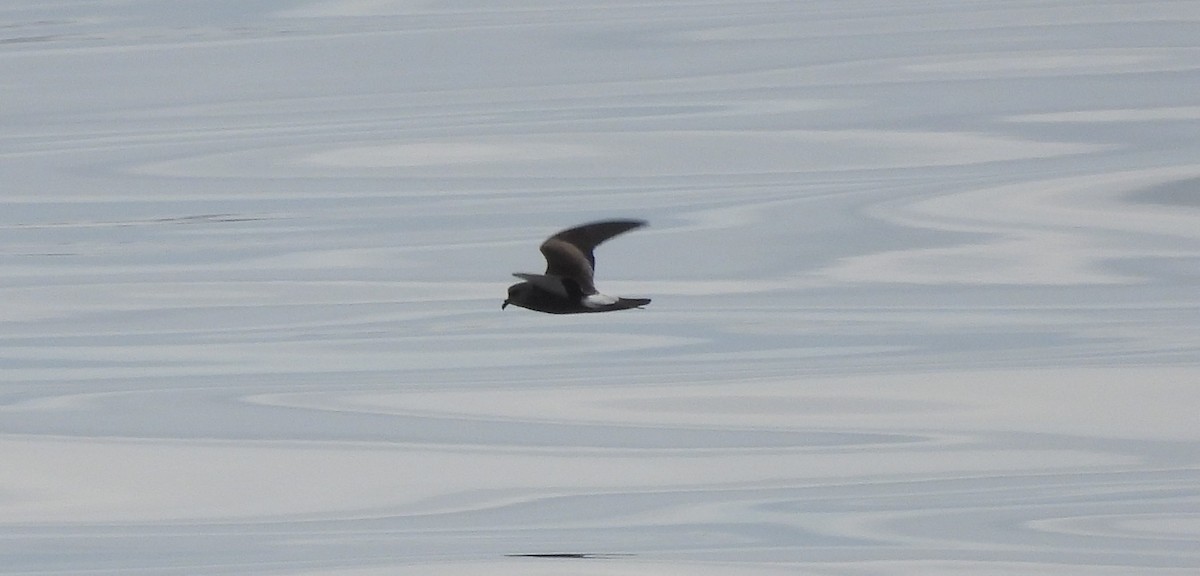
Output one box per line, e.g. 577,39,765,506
501,299,510,310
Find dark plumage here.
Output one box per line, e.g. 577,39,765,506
502,220,651,314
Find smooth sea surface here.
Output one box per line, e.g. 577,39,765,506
3,1,1199,574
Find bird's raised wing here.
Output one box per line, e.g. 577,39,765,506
539,219,645,294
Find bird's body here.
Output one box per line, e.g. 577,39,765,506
503,220,651,314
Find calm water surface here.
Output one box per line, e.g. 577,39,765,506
2,1,1199,574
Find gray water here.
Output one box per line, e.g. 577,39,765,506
2,1,1199,574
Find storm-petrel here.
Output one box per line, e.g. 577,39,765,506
502,219,651,314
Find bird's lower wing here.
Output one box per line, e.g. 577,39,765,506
512,273,571,299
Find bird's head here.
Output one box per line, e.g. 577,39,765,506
502,282,530,310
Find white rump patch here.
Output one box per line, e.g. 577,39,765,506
583,293,619,308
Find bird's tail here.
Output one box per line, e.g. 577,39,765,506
611,297,651,310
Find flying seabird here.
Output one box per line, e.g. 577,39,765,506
502,219,651,314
